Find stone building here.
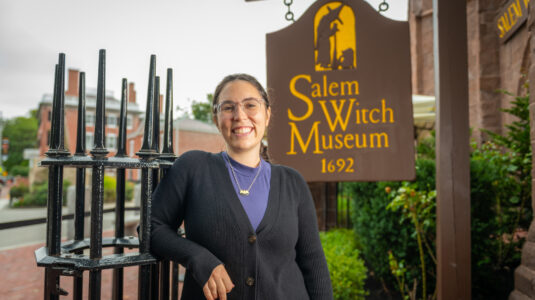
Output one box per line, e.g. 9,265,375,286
409,0,534,298
410,0,529,142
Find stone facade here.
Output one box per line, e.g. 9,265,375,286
409,0,529,143
409,0,535,298
511,2,535,299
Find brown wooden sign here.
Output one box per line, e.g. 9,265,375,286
496,0,530,43
266,0,414,182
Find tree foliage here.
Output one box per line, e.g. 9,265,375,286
2,116,38,173
191,94,213,123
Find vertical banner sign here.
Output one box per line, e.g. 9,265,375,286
266,0,415,182
496,0,530,43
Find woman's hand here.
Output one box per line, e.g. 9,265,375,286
203,264,234,300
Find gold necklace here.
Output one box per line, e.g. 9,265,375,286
225,153,262,196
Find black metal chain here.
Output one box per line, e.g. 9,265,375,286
284,0,295,22
378,0,389,12
283,0,389,22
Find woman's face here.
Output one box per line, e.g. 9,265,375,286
213,80,271,155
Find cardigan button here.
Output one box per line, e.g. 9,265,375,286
246,277,255,286
248,235,257,244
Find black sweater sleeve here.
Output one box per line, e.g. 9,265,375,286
150,152,222,287
293,171,334,300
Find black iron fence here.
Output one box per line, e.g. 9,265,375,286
35,50,180,300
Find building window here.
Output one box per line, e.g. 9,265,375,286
87,113,95,126
48,110,52,121
106,134,117,150
107,115,117,128
86,132,94,150
127,115,133,129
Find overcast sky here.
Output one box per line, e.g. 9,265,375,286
0,0,408,120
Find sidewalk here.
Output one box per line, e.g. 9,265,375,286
0,231,184,299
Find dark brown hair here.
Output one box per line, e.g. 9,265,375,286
212,73,270,117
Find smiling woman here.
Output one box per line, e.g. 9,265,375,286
150,74,333,300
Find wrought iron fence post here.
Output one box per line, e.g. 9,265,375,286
73,71,87,300
44,53,69,300
159,68,176,300
88,49,109,300
112,78,128,300
136,54,159,300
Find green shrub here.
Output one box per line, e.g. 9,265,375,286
18,181,48,206
104,175,135,203
104,175,116,203
10,165,29,177
13,180,71,207
348,156,436,295
126,180,134,202
9,184,29,201
470,142,526,299
320,229,367,300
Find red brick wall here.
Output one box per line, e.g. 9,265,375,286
38,105,141,157
177,130,225,155
126,128,225,181
37,106,52,156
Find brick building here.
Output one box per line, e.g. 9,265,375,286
36,69,144,156
36,69,225,183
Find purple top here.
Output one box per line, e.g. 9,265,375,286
222,152,271,231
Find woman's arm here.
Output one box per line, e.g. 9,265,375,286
150,152,223,288
294,173,334,300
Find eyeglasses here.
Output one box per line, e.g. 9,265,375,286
214,98,265,117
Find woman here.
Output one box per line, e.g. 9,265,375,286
150,74,333,300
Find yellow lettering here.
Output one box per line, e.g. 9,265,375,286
498,19,506,38
502,14,511,31
370,132,389,148
288,74,314,121
344,134,354,149
319,99,356,132
287,121,323,154
361,109,369,124
335,134,344,149
355,134,367,148
323,75,328,97
311,83,321,98
321,134,333,150
524,0,530,9
508,4,519,27
515,0,523,17
370,108,380,123
328,82,339,96
340,80,359,96
382,99,394,123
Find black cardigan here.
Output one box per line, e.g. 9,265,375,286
150,151,333,300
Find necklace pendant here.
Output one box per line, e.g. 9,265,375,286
240,190,250,196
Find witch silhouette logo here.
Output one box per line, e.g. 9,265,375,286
314,2,356,71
